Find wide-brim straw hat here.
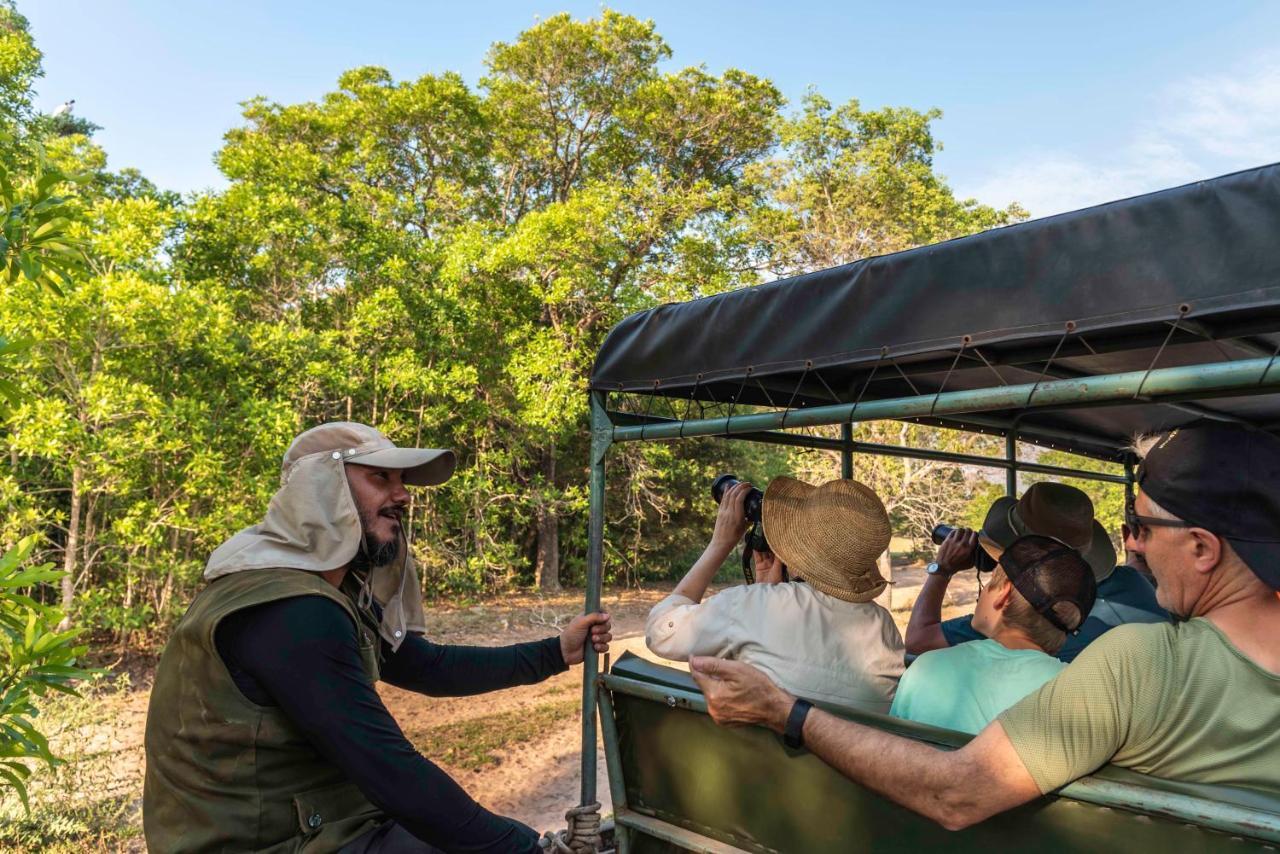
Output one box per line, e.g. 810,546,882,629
762,476,892,604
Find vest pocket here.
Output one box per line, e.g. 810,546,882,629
291,780,370,837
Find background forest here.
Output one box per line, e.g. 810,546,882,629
0,2,1123,652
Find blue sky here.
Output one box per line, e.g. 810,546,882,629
22,1,1280,217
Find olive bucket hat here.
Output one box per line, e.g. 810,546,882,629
762,476,892,603
981,481,1117,582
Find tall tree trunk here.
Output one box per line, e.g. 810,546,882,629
58,464,83,631
535,448,561,592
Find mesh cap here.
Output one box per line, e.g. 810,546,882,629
998,534,1098,634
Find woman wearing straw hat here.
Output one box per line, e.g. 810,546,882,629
645,476,905,712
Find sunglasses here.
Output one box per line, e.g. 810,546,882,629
1125,492,1194,540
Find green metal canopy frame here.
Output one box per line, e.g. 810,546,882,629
570,163,1280,850
574,354,1280,851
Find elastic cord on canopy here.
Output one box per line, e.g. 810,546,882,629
723,373,751,437
1135,307,1189,399
779,363,811,430
890,357,923,397
1260,340,1280,387
971,346,1009,386
929,341,969,416
1026,325,1073,406
678,374,703,438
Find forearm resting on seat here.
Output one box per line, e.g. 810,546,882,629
803,711,1042,830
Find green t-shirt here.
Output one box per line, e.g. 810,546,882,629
890,639,1064,735
999,618,1280,794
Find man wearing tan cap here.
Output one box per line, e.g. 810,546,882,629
144,422,612,854
645,476,905,713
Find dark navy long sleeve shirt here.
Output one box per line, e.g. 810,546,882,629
215,594,566,853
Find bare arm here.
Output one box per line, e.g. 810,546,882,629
904,573,952,654
672,481,753,604
905,528,977,655
690,655,1041,831
803,710,1040,829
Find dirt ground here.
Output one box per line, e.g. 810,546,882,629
9,563,978,851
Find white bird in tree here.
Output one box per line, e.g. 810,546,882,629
51,99,75,118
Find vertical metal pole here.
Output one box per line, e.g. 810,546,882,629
597,689,631,852
581,391,611,808
1124,460,1136,506
1005,431,1018,497
841,422,854,479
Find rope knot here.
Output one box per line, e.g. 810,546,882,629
539,801,601,853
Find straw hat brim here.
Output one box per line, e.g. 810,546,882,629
762,476,891,604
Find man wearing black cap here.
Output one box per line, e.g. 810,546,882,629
689,422,1280,830
890,535,1096,734
906,481,1167,663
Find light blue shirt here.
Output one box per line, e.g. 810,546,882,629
889,639,1065,734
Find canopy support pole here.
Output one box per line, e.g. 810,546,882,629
581,391,611,814
841,423,854,479
1006,431,1018,497
607,357,1280,444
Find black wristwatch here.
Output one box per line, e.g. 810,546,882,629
783,699,813,750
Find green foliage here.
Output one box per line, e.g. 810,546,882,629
0,672,141,852
0,537,87,811
0,148,85,292
751,90,1027,275
0,3,40,142
1,9,1034,626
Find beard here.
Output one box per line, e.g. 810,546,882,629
349,509,403,574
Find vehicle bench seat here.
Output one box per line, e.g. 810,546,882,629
603,653,1280,853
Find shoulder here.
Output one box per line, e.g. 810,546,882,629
911,644,963,668
1066,619,1176,677
720,581,802,607
1100,566,1164,608
224,593,357,646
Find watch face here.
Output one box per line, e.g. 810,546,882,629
926,562,941,575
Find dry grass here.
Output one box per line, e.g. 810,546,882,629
407,698,582,772
0,673,145,853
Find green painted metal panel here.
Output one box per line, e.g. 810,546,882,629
604,656,1280,852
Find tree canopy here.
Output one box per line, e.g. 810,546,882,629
0,5,1041,638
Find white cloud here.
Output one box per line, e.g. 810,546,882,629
961,55,1280,217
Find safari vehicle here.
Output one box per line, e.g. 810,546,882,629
567,162,1280,852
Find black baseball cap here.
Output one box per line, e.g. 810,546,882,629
998,534,1098,634
1138,422,1280,590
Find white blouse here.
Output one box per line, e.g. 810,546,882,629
645,581,905,713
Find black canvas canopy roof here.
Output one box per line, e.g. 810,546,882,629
591,162,1280,460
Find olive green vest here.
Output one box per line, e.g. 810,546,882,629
143,569,385,853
